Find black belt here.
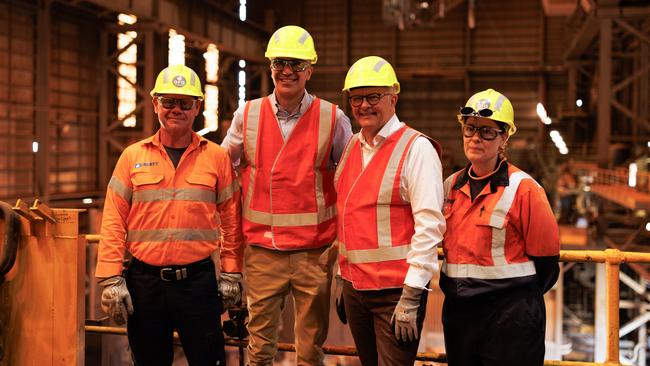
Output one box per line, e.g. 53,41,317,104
131,257,213,282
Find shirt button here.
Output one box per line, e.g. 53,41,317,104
171,215,176,219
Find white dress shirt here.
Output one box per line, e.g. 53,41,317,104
221,90,352,167
358,114,446,290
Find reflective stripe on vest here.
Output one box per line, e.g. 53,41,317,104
338,240,412,263
442,170,537,279
126,228,220,242
339,128,419,261
242,97,335,227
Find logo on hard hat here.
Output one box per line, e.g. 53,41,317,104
475,99,491,110
172,75,186,88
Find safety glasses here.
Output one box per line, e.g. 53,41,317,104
461,124,505,141
348,93,392,107
270,59,311,72
157,97,197,111
459,106,494,119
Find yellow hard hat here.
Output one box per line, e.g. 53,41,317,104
342,56,400,94
265,25,318,64
150,64,204,99
458,88,516,135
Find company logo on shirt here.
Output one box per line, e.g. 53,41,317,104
134,162,159,168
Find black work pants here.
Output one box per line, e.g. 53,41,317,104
125,258,225,366
442,284,546,366
342,281,428,366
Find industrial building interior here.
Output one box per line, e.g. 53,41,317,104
0,0,650,365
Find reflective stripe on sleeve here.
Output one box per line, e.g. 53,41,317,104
108,176,133,203
217,180,238,204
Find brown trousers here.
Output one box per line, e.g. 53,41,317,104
342,280,428,366
244,244,337,366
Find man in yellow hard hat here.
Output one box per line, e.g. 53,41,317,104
221,25,352,365
334,56,445,365
96,64,243,365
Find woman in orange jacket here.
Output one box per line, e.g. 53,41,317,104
441,89,560,366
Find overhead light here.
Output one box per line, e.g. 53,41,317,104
32,141,38,153
576,99,583,108
168,29,185,66
549,130,569,155
629,162,638,188
646,222,650,231
536,103,552,125
82,198,93,204
239,0,247,21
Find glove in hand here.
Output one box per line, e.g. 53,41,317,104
99,275,133,325
390,285,423,342
218,272,243,310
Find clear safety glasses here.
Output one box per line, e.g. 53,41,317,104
461,124,505,141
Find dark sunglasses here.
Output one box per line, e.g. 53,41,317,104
461,124,505,141
270,59,311,72
348,93,392,107
157,97,197,111
459,106,494,118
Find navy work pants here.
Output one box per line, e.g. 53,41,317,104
125,258,225,366
442,284,546,366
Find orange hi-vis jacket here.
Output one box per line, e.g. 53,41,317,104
95,130,243,278
241,96,337,250
335,126,441,290
440,163,559,297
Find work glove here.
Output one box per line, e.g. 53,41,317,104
334,275,347,324
390,285,424,343
99,275,133,325
218,272,243,311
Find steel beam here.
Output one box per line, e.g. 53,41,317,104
596,17,612,167
35,0,51,201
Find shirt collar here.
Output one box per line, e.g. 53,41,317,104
357,114,403,146
144,130,207,149
453,158,510,191
269,90,312,116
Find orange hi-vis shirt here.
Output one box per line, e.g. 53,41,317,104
95,130,243,278
440,163,559,297
241,96,337,250
335,126,440,290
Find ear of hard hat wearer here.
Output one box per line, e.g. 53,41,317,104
459,88,516,136
150,64,204,99
265,25,318,64
342,56,400,94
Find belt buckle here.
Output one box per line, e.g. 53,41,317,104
160,267,188,281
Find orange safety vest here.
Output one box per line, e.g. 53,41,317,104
96,131,241,278
441,165,557,281
335,126,440,290
241,96,337,250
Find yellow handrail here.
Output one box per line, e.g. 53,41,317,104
86,234,650,366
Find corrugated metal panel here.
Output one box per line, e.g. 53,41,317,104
49,9,99,195
0,2,35,198
545,16,570,64
303,0,346,66
397,78,466,174
471,1,542,65
396,4,466,67
349,0,393,62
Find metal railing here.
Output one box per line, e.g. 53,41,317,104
85,234,650,366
